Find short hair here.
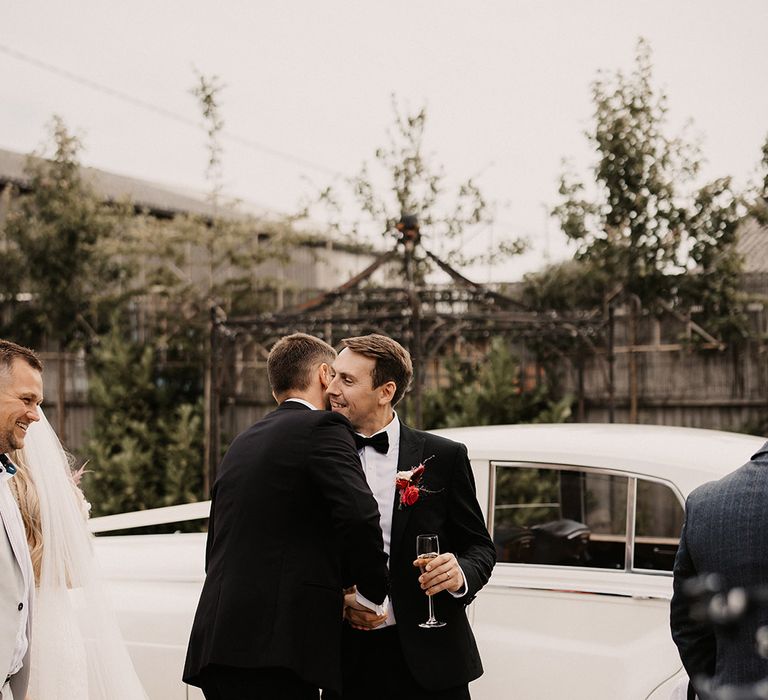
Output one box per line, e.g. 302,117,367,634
341,334,413,406
0,339,43,377
267,333,336,398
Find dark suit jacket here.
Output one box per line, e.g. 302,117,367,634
356,424,496,691
183,402,389,692
670,441,768,692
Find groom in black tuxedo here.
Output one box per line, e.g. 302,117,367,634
323,334,496,700
184,333,389,699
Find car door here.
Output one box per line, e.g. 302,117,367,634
92,531,207,700
470,461,685,700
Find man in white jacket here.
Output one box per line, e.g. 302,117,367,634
0,340,42,700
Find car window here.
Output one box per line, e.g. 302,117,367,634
493,464,628,569
633,479,683,572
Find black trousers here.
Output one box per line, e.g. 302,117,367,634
200,664,319,700
322,626,471,700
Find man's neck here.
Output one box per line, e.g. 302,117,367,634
277,388,324,410
357,408,395,437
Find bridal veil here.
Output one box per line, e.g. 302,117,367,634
23,409,148,700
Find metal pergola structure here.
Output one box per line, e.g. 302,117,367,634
203,223,609,487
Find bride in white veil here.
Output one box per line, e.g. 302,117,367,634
10,409,148,700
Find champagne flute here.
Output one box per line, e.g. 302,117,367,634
416,534,446,628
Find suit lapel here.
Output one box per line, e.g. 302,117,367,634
0,477,33,595
390,424,426,560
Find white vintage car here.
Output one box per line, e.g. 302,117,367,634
90,423,766,700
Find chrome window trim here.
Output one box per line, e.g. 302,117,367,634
630,566,676,577
483,579,670,601
631,473,685,509
493,560,631,575
625,477,637,572
487,461,497,534
486,561,674,598
490,460,684,577
492,459,636,480
630,475,686,575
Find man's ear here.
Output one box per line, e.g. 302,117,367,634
319,362,331,390
377,381,397,405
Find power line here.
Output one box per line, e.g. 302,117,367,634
0,42,345,178
1,42,525,224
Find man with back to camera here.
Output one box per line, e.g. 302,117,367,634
184,333,389,699
323,334,496,700
671,441,768,698
0,340,42,700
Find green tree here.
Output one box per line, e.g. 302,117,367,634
83,323,203,516
306,95,525,277
521,259,613,313
1,117,131,349
747,134,768,226
553,39,745,337
423,337,572,429
119,72,299,348
173,71,297,315
83,72,301,511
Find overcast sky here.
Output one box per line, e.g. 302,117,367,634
2,1,767,281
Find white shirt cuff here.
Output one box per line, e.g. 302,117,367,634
449,564,468,598
355,590,389,616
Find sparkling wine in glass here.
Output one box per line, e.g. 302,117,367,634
416,534,446,628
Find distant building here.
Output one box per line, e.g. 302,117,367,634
0,145,390,309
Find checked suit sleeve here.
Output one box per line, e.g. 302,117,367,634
670,495,716,688
446,443,496,604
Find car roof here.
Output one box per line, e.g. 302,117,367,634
430,423,766,497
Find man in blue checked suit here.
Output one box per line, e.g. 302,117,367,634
671,441,768,697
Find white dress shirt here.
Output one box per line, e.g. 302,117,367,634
354,415,467,628
0,457,33,679
284,397,319,410
355,414,400,626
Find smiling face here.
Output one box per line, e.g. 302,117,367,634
327,348,395,436
0,358,44,454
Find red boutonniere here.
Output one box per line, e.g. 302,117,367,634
395,455,437,509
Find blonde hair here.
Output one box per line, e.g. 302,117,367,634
8,448,89,587
8,450,43,584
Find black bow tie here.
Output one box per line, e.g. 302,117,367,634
354,432,389,454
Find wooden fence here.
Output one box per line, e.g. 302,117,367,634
39,302,768,456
